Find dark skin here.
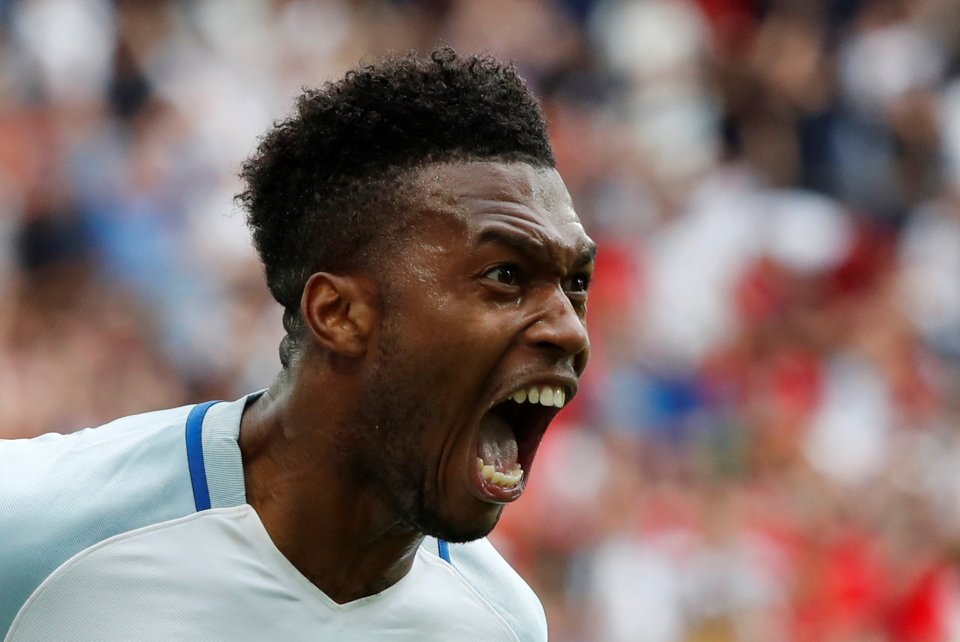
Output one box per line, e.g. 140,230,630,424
238,160,595,604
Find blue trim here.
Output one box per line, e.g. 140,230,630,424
438,539,451,563
185,401,222,512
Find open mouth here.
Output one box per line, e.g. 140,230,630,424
472,383,569,502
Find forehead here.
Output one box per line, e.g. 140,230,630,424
408,161,594,261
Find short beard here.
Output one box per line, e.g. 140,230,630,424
345,319,497,543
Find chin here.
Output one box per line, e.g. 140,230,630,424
417,503,504,544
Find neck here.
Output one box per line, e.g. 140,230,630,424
238,373,423,604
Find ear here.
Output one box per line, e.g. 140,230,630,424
300,272,377,358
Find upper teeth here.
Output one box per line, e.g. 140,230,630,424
510,385,566,408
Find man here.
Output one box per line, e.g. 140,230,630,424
1,48,594,640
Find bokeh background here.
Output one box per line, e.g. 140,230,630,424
2,0,960,640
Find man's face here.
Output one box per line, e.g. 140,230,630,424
349,161,594,543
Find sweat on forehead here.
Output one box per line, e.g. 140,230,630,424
414,162,575,221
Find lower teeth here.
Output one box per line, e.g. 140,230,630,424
476,457,523,488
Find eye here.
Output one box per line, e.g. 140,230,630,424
563,273,591,294
484,265,520,287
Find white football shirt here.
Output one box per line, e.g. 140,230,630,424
1,395,546,640
6,504,545,641
0,397,249,634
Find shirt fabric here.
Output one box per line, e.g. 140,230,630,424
0,394,546,641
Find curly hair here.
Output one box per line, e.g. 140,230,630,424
237,48,555,365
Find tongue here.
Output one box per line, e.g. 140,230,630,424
477,412,519,472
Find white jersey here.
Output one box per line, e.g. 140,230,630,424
0,396,546,641
6,505,542,641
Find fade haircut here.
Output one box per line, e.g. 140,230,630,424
238,47,555,367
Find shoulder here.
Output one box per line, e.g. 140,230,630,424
5,506,259,641
0,403,197,533
420,536,548,642
0,404,195,487
0,404,197,635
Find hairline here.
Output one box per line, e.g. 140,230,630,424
280,155,557,366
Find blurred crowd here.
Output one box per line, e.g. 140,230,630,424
2,0,959,640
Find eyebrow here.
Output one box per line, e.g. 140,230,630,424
476,228,597,267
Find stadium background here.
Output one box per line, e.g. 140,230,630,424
1,0,960,640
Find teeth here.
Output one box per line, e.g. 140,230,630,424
508,384,567,408
540,387,554,406
476,458,524,488
528,386,540,404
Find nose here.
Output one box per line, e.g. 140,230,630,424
525,287,590,376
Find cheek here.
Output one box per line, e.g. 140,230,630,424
387,286,519,396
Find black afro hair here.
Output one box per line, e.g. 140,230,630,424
238,47,555,318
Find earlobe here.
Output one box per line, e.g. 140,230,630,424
301,273,376,357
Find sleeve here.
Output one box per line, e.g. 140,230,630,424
0,407,197,638
0,433,77,637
